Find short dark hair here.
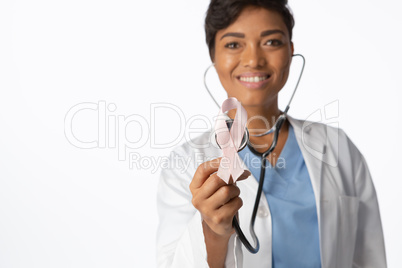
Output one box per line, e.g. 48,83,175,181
204,0,295,61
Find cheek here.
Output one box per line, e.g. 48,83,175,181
215,58,238,91
214,46,238,77
216,57,236,78
273,50,292,69
271,52,292,81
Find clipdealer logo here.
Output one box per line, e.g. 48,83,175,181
64,100,341,171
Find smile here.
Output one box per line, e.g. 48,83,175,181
237,73,271,89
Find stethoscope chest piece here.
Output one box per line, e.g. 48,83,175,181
215,118,249,152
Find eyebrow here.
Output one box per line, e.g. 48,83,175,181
220,29,285,40
260,29,285,37
220,32,245,40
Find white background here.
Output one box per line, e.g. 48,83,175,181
0,0,401,267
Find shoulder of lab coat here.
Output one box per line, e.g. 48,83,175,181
156,134,242,268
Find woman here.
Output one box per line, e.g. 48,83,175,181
156,0,387,267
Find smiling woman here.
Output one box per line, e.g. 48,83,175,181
156,0,387,268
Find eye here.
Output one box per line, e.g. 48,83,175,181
266,39,283,46
224,42,240,49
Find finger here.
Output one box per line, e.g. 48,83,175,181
194,169,249,200
195,173,227,199
190,158,221,190
218,196,243,218
206,184,241,210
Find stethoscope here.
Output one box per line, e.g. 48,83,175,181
204,54,306,254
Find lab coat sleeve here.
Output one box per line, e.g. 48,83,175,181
353,154,387,268
156,146,240,268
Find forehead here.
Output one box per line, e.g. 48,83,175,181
216,6,288,39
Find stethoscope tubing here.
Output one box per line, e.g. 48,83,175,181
232,115,286,253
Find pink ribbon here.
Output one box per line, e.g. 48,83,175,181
215,97,248,184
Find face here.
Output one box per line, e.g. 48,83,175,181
214,6,294,108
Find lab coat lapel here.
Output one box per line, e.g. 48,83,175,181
287,115,326,266
287,115,324,211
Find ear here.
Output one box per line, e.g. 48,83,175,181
291,41,294,55
209,49,215,63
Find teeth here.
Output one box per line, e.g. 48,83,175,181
239,76,268,82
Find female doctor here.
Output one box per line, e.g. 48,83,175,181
156,0,387,267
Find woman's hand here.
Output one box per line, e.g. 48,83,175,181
189,158,250,267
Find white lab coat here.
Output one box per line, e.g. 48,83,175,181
156,115,387,268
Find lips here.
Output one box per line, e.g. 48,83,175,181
236,72,271,89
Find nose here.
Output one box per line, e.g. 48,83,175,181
241,44,266,68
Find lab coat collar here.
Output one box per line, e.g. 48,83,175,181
236,114,326,218
239,114,325,203
286,115,325,207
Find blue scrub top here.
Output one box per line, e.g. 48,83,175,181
238,124,321,268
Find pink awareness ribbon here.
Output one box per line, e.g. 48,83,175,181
215,97,248,184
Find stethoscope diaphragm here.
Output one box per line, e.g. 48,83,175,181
215,118,249,152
